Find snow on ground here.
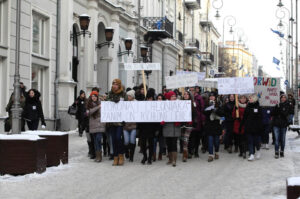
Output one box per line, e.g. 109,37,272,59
1,130,300,199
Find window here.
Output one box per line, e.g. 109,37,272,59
31,65,44,96
32,12,47,55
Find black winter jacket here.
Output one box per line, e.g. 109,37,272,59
271,101,290,128
22,94,45,125
223,101,235,123
74,97,87,121
240,101,263,135
203,105,224,136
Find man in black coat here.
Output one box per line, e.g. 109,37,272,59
74,90,88,137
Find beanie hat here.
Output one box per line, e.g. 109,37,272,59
90,91,99,97
164,91,176,100
127,90,135,99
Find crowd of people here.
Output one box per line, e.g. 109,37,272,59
72,78,295,166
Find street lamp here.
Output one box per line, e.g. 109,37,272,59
212,0,223,20
70,14,92,40
277,0,284,7
118,38,134,56
221,15,236,46
96,27,115,49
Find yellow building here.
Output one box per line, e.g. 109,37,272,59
219,41,253,77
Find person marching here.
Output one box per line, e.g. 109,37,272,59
271,94,290,159
232,95,248,159
162,91,181,167
87,91,106,162
107,79,127,166
223,94,236,153
240,94,263,161
73,90,88,137
123,89,137,162
203,92,224,162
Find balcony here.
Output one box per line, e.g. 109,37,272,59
200,52,214,65
143,17,173,43
185,0,201,10
184,39,200,54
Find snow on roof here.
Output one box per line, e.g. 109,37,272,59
287,177,300,186
0,134,43,141
23,131,68,136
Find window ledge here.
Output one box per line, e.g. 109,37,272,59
32,54,50,67
0,45,8,50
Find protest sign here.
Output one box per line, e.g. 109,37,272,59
254,77,280,106
217,77,254,95
101,101,192,122
165,73,198,89
197,79,218,88
176,70,205,81
124,63,161,70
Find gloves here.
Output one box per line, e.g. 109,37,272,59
174,122,181,127
160,121,165,126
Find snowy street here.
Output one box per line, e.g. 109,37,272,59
1,130,300,199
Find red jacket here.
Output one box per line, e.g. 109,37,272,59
232,105,246,134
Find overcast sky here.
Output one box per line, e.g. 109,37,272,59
211,0,292,81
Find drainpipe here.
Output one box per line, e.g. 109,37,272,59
183,0,186,70
54,0,61,130
162,46,165,90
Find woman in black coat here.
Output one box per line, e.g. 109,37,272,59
73,90,88,137
22,89,46,130
223,94,235,153
271,94,290,158
240,94,263,161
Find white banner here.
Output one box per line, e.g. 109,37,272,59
254,77,280,106
165,73,198,89
197,79,218,88
101,101,192,122
217,77,254,94
124,63,161,71
176,70,206,80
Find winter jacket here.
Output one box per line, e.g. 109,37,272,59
138,122,160,138
240,101,263,135
106,90,127,127
261,107,273,125
74,97,87,121
288,99,295,114
193,94,205,132
203,104,224,136
6,93,26,127
232,103,247,134
22,94,45,125
271,101,290,128
88,101,106,133
223,101,235,123
163,123,181,137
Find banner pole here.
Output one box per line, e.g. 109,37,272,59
142,70,147,97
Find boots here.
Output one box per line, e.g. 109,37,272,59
227,146,233,154
88,141,95,159
280,151,284,158
172,152,177,167
95,151,102,162
275,152,279,159
118,154,124,166
112,156,119,166
152,153,157,162
208,155,214,162
214,153,219,160
141,154,147,165
125,145,129,159
129,144,136,162
158,153,162,161
182,150,188,162
234,145,238,153
167,153,172,165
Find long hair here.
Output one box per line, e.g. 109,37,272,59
87,95,100,119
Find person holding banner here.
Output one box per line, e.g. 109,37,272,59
271,94,290,159
107,79,128,166
86,91,106,162
123,90,137,162
162,91,181,167
240,94,263,161
203,93,224,162
232,95,248,159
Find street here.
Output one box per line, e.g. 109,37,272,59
1,130,300,199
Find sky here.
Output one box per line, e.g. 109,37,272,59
210,0,292,81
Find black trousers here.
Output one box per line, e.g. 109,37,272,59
140,137,154,159
166,137,178,153
188,130,202,154
27,120,39,131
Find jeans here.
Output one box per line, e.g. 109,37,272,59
247,134,260,155
262,124,271,144
188,130,202,154
273,126,287,152
27,120,39,131
92,133,103,152
123,129,137,145
110,126,124,157
288,114,294,124
208,135,220,155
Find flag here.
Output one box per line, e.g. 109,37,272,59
271,29,284,38
273,57,280,65
239,64,244,70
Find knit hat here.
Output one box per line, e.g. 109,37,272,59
127,90,135,99
280,94,287,100
164,91,176,100
90,91,99,97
